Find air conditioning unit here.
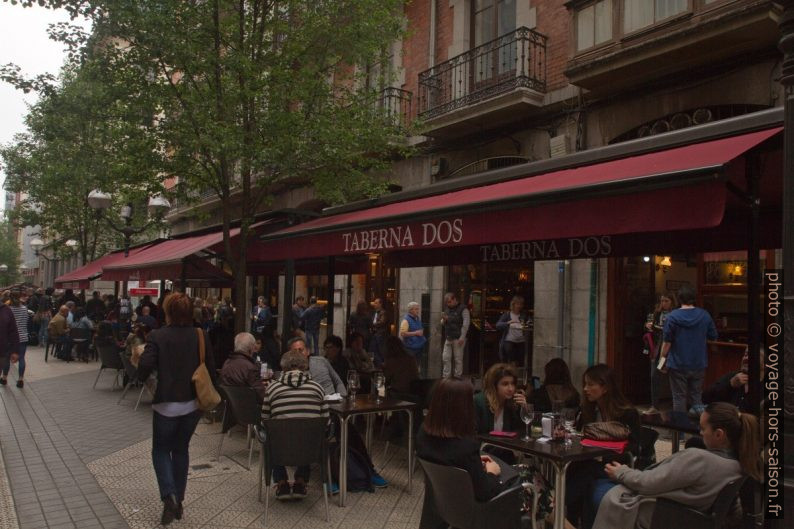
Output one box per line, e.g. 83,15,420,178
549,134,571,158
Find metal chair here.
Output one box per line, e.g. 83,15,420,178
418,457,524,529
650,476,748,529
630,426,660,469
93,342,124,390
256,417,331,525
117,353,152,411
217,385,261,469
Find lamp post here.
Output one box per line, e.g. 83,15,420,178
30,238,78,287
87,190,171,256
0,264,9,287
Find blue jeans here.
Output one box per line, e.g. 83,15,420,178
152,410,202,501
582,478,618,529
39,316,50,347
272,465,310,483
649,355,660,408
305,329,320,356
2,342,27,378
668,368,704,413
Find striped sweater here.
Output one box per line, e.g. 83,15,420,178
261,370,329,422
9,305,29,343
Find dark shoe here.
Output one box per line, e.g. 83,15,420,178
0,378,6,386
275,481,292,501
161,494,178,525
16,380,23,389
175,501,183,520
292,481,307,499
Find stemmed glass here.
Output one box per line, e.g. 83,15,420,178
519,403,535,442
347,370,360,404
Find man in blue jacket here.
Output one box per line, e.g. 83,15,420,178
659,285,718,413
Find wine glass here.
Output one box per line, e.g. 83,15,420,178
519,403,535,442
347,370,360,403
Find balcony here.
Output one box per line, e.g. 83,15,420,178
565,0,781,93
418,27,547,137
379,87,413,130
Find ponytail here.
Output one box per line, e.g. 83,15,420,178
705,402,760,481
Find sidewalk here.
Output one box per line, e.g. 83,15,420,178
0,346,424,529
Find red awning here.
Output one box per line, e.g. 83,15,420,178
248,127,781,262
54,245,154,289
101,230,237,281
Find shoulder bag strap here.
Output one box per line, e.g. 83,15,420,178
196,328,205,365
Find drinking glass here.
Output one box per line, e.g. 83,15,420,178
562,408,577,445
551,399,564,415
347,370,360,403
373,372,386,403
519,403,535,442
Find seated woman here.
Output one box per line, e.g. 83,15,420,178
417,377,518,508
474,363,527,435
567,364,640,529
533,357,580,412
594,402,759,529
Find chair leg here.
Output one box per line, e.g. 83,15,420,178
258,444,264,502
323,482,329,522
117,383,131,404
247,436,254,470
92,367,104,389
264,475,270,526
134,385,146,411
217,404,228,461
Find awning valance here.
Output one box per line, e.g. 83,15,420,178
54,245,154,289
248,127,781,262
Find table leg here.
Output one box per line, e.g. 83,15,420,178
365,414,374,453
407,409,414,493
340,416,349,507
552,461,571,529
672,431,680,453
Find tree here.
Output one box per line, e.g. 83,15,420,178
7,0,410,331
0,219,22,286
1,60,166,265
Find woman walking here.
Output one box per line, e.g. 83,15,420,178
138,293,216,525
0,290,26,388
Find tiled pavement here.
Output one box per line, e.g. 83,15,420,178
1,345,675,529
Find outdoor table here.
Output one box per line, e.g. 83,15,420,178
478,434,615,529
641,411,700,453
329,395,416,507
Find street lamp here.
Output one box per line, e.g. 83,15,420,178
87,190,171,256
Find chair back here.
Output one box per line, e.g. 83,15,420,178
218,385,261,428
635,426,660,469
261,417,329,472
119,352,138,379
419,458,476,529
710,476,748,524
97,343,124,370
70,327,92,341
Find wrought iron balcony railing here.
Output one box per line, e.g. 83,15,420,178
379,87,413,129
418,27,547,120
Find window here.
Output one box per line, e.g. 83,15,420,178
576,0,613,51
472,0,517,82
623,0,688,34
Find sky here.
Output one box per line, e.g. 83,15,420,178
0,3,90,211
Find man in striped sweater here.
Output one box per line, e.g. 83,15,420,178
261,350,328,500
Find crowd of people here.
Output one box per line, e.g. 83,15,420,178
0,283,760,529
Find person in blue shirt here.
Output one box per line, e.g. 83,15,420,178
659,285,718,414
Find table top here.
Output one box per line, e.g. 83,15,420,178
641,411,700,434
478,434,616,464
328,395,416,417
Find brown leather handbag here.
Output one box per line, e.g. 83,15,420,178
582,421,630,441
192,328,221,411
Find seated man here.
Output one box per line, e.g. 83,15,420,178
702,347,752,413
220,332,267,402
345,332,374,373
323,335,350,383
261,350,328,500
287,337,388,489
48,305,72,359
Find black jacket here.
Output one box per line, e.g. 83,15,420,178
416,429,504,502
0,305,20,360
138,325,216,404
703,370,750,412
